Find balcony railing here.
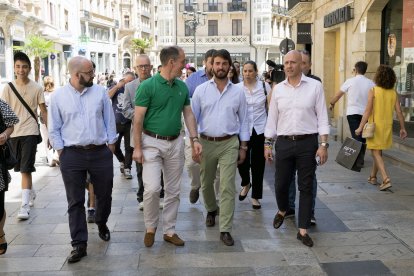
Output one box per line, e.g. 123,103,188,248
203,3,223,12
288,0,312,10
178,3,199,12
227,2,247,12
272,4,288,15
178,35,249,45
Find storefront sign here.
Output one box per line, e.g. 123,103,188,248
297,23,312,44
402,0,414,48
324,6,352,28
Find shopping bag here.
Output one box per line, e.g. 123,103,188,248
335,137,366,172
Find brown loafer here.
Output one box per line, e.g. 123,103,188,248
163,234,185,246
206,209,218,227
273,212,285,229
297,232,314,247
144,231,156,247
220,232,234,246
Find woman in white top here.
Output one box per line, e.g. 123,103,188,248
236,61,271,209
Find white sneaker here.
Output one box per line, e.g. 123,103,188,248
29,190,36,207
124,169,133,179
139,201,144,211
159,199,164,209
17,205,30,220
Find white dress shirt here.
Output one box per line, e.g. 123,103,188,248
264,74,330,138
235,80,271,136
340,75,375,115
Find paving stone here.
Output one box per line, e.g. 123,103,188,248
137,267,256,276
320,260,392,276
61,255,139,271
0,257,66,272
255,265,326,276
175,240,244,254
0,244,40,258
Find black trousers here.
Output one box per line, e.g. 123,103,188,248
60,145,113,247
237,129,265,199
0,190,4,222
114,122,133,169
274,135,318,229
347,114,366,143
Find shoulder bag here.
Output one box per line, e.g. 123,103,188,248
0,110,17,170
8,82,42,144
362,88,375,138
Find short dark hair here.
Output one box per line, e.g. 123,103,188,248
212,49,232,65
299,50,311,62
354,61,368,74
204,49,217,61
187,66,196,73
160,46,182,66
233,60,240,66
14,52,31,68
374,64,396,89
124,71,136,79
243,60,258,72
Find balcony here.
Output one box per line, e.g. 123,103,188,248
203,3,223,13
253,2,271,12
288,0,313,10
227,2,247,12
272,4,288,15
252,34,272,45
178,3,199,12
177,35,249,46
159,36,175,45
287,0,312,18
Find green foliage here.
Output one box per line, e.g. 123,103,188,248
13,35,56,58
131,37,153,54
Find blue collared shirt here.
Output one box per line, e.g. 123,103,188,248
185,69,209,97
191,79,250,141
48,82,117,150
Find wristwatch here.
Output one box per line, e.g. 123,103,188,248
320,142,329,149
240,145,248,151
191,137,200,143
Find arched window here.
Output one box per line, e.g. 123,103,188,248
0,28,5,79
123,52,131,69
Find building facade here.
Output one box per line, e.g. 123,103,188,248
289,0,414,139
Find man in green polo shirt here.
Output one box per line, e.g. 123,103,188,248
133,46,202,248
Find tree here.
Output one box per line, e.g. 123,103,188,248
131,37,152,54
13,35,56,82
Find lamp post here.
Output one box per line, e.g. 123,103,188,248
183,2,206,68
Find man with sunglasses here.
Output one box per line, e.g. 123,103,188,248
48,56,117,263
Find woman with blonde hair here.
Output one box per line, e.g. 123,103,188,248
355,65,407,191
41,76,59,166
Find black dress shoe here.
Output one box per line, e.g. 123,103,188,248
297,232,314,247
68,246,87,263
238,183,251,201
220,232,234,246
206,209,218,227
98,224,111,241
273,212,285,229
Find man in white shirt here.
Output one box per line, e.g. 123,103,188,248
264,50,330,247
329,61,375,143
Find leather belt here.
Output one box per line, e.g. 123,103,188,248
279,133,317,141
143,129,179,141
69,144,106,150
200,134,234,142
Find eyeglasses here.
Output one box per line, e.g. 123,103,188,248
137,65,151,70
79,69,95,76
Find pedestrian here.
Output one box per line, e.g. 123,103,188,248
107,71,136,179
355,65,407,190
48,56,117,263
330,61,375,142
133,46,202,248
192,49,249,246
0,99,19,255
264,50,330,247
185,49,220,204
233,60,243,82
40,76,59,167
0,52,48,220
236,60,271,209
227,65,240,84
186,66,196,78
122,54,164,211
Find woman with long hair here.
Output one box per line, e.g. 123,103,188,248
228,65,240,84
235,61,271,209
355,65,407,191
41,76,59,166
0,99,19,255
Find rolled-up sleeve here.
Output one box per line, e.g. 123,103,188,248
191,87,201,123
315,83,330,135
48,93,64,150
103,92,117,144
238,91,250,142
264,86,278,139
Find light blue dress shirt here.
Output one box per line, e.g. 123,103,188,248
48,82,117,150
185,69,209,97
191,79,250,142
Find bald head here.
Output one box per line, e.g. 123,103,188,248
68,56,94,76
284,50,303,80
68,56,95,89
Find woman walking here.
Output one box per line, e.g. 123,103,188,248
0,99,19,255
236,61,271,209
355,65,407,191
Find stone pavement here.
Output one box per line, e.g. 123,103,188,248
1,139,414,275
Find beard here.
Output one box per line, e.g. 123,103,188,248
80,75,94,87
213,68,229,80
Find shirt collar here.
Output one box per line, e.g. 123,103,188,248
68,79,89,94
155,72,177,85
282,73,309,87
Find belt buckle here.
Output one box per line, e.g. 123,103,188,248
292,136,296,141
155,134,159,139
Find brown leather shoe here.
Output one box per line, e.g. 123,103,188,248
144,231,156,247
163,234,185,246
220,232,234,246
206,209,218,227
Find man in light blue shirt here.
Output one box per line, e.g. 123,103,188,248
48,56,117,263
185,49,215,97
191,49,249,246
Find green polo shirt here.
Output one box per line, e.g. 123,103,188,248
135,73,190,136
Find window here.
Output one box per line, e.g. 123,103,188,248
185,21,193,36
64,10,69,31
208,20,218,36
232,19,242,35
255,17,270,35
124,15,130,29
184,0,194,11
208,0,218,11
0,28,5,79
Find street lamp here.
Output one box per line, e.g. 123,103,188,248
183,1,206,68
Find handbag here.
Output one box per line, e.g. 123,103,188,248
8,82,42,144
1,142,17,170
362,89,375,138
335,137,366,172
